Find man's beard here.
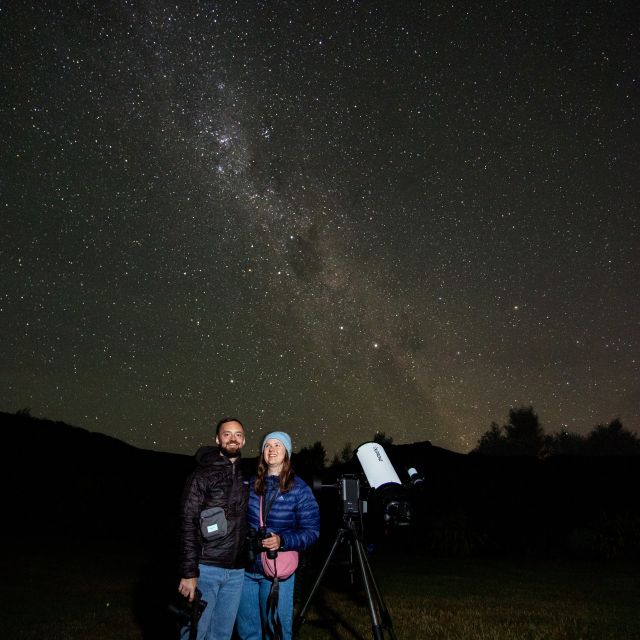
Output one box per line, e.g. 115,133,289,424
220,443,241,459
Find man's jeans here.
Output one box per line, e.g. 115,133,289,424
180,564,244,640
236,571,296,640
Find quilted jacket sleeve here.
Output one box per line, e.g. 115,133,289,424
278,478,320,552
178,470,206,578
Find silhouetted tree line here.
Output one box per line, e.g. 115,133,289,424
3,411,639,562
295,421,640,561
473,406,640,457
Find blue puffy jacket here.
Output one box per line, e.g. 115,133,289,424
248,474,320,570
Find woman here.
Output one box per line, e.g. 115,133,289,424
236,431,320,640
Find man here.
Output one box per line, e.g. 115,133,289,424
178,417,249,640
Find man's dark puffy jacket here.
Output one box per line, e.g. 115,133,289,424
179,446,249,577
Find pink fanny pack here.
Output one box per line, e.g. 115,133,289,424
261,549,298,580
259,495,299,580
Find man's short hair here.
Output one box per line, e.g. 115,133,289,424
216,417,244,436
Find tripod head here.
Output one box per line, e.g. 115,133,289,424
315,442,421,527
314,473,367,528
338,474,362,516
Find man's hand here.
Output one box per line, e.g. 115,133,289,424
261,532,281,551
179,577,198,602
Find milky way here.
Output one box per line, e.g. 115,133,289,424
2,1,639,456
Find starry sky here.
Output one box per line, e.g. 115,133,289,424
2,1,639,457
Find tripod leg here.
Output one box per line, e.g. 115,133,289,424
296,529,346,628
353,537,387,640
356,539,397,640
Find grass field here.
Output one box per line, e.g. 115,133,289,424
1,538,638,639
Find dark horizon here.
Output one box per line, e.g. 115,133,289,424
4,404,640,460
3,408,639,564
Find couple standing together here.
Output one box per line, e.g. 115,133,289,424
178,417,320,640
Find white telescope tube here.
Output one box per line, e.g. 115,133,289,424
355,442,402,489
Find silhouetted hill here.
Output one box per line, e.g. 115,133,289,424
0,411,197,541
2,412,639,558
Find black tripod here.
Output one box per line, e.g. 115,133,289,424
296,513,397,640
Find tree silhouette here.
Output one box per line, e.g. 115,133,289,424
294,441,327,476
474,407,544,456
543,430,588,456
476,410,640,457
504,406,544,456
474,422,508,455
331,442,354,467
586,418,640,455
373,431,393,447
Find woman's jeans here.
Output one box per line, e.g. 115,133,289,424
236,570,296,640
180,564,245,640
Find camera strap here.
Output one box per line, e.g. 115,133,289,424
265,577,283,640
260,487,279,526
259,493,284,640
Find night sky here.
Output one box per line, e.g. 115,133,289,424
2,1,639,457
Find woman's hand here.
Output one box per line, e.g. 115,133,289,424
262,532,281,551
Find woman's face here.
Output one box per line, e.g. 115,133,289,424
263,438,286,473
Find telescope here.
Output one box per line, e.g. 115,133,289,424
355,441,419,526
298,441,423,639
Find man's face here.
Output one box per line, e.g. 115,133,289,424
216,421,245,458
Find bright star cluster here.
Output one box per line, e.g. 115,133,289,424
2,1,639,455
